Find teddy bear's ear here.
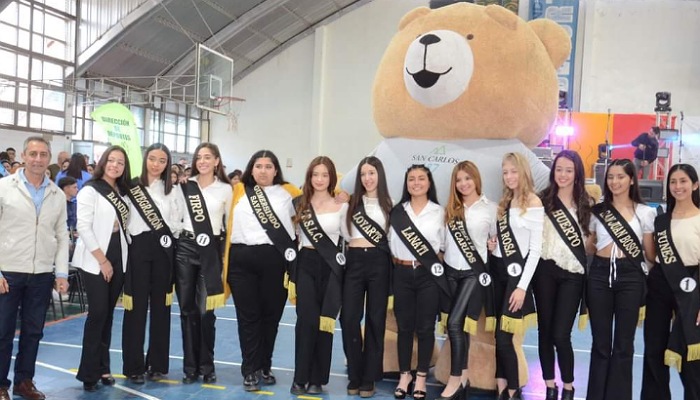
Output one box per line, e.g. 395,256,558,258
484,5,519,31
399,7,431,31
529,19,572,69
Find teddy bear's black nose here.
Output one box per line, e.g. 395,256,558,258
419,34,441,45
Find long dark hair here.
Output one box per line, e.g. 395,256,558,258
540,150,592,235
399,164,439,205
66,152,87,179
666,163,700,214
190,142,230,183
241,150,287,187
91,145,131,195
346,156,393,231
295,156,337,223
603,158,644,204
139,143,173,195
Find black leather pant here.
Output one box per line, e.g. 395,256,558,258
445,267,478,376
174,236,217,377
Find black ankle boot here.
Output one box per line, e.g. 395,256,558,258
561,387,575,400
546,385,559,400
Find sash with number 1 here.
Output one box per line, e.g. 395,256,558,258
446,217,496,333
548,197,589,329
299,205,345,334
182,180,225,310
496,204,536,334
124,183,175,310
654,213,700,370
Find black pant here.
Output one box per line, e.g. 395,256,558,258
227,244,287,377
175,236,217,377
340,247,390,385
532,259,584,384
122,232,172,376
77,232,125,383
492,257,521,391
393,263,440,373
642,265,700,400
587,256,646,400
445,267,478,376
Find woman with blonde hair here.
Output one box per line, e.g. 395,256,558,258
439,161,497,400
488,152,544,400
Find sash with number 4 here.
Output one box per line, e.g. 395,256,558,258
496,204,536,334
182,180,225,310
245,184,297,262
299,205,345,334
390,204,451,298
350,202,390,253
446,217,495,332
548,197,589,327
654,213,700,369
124,183,176,310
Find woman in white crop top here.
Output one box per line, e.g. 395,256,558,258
586,158,656,400
439,161,497,400
642,164,700,400
489,152,544,400
533,151,592,400
291,156,348,395
339,156,393,397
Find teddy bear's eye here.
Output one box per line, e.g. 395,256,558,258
466,34,474,40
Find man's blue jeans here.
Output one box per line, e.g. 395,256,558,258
0,272,53,388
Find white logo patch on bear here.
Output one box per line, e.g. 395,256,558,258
403,29,474,109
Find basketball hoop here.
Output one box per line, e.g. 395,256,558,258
213,96,245,132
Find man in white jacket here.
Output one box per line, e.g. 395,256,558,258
0,137,69,400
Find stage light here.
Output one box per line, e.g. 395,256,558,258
597,143,610,161
555,125,574,137
655,92,671,112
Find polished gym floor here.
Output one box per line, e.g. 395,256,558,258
12,297,683,399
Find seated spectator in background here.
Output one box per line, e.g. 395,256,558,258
9,162,21,174
60,159,69,171
56,153,92,190
87,163,95,175
227,169,242,187
171,164,185,185
58,176,78,232
0,158,8,178
183,166,192,180
631,127,660,179
48,151,70,181
5,147,16,163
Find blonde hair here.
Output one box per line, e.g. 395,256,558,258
445,161,482,223
498,152,536,218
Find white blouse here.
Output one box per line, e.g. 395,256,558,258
670,213,700,266
300,203,349,247
493,207,545,290
389,201,445,261
128,180,183,237
541,207,586,274
590,203,656,253
230,184,296,245
444,196,497,270
179,176,233,236
340,196,389,241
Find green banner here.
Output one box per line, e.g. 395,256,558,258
91,103,142,177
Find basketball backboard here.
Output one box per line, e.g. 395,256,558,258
195,44,233,115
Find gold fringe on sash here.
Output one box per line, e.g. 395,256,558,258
500,315,523,335
637,305,646,327
287,281,297,305
485,316,497,333
524,312,538,331
464,317,478,335
577,314,589,331
387,295,394,311
283,271,289,289
665,349,683,372
206,293,226,311
437,312,449,335
122,294,133,311
688,343,700,362
165,285,175,306
319,316,335,334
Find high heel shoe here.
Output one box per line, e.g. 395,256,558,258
561,387,575,400
100,375,115,386
394,371,413,399
436,384,464,400
545,385,559,400
413,371,428,400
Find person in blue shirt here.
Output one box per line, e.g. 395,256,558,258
55,153,92,190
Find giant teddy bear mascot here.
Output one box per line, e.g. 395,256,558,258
342,0,571,395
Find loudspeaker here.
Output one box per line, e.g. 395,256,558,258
638,179,664,203
594,163,607,187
